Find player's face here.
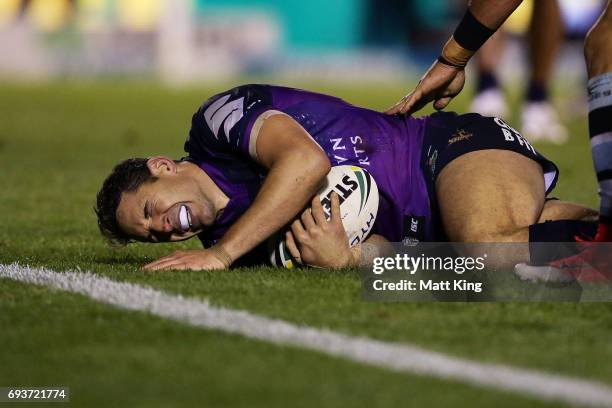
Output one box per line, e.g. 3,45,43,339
116,168,217,243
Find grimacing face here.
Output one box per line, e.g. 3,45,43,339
115,161,217,243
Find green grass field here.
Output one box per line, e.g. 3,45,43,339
0,79,609,407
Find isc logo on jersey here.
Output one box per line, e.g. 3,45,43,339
268,165,379,268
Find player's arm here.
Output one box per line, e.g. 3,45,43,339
386,0,523,115
144,112,330,271
215,113,331,264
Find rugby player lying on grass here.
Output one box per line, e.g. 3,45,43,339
95,84,597,271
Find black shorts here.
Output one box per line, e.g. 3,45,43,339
420,111,560,239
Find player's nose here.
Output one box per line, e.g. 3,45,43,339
151,214,173,234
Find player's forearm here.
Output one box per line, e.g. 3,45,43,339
442,0,523,66
469,0,523,29
217,152,330,263
348,234,392,267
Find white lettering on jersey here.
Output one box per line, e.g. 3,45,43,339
331,138,345,150
350,135,363,144
203,94,245,142
334,155,348,163
502,128,514,141
495,117,536,154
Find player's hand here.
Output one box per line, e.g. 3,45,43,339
143,249,227,271
285,192,356,268
385,60,465,115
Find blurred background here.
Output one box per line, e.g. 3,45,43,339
0,0,604,84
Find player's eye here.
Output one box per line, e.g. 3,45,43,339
144,201,150,219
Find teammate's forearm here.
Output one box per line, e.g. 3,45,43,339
442,0,523,66
217,153,330,263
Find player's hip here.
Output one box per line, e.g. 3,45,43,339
421,111,559,193
420,111,560,240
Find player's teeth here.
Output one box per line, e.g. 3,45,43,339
179,205,189,232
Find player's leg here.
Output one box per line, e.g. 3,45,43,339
584,0,612,241
436,150,597,242
435,149,542,266
521,0,568,144
515,1,612,281
436,149,544,244
435,149,597,267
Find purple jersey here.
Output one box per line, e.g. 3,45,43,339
184,84,432,255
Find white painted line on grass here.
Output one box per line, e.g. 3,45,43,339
2,263,612,407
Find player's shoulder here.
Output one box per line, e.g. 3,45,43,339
186,84,277,155
197,84,274,114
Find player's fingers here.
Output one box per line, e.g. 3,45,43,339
405,92,434,115
161,263,189,271
434,96,453,111
384,95,409,115
285,230,302,262
290,219,307,241
300,208,316,229
144,249,186,265
143,255,177,270
398,91,421,115
311,196,327,225
145,259,183,271
330,192,341,223
385,89,419,115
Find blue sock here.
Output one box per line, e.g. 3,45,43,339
476,71,498,93
587,72,612,223
526,81,548,103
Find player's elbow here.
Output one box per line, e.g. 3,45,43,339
289,146,330,188
310,151,331,186
310,148,331,179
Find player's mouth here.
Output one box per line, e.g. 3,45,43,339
178,204,193,233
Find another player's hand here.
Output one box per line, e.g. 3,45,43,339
143,249,227,271
285,193,356,268
385,60,465,115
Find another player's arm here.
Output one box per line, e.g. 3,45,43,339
443,0,523,66
215,114,331,265
386,0,523,115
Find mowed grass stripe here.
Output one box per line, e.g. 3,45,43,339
2,263,612,407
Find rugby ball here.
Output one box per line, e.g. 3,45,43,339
268,165,379,268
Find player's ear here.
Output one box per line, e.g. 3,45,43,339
146,156,177,177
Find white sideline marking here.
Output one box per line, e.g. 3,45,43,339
2,263,612,407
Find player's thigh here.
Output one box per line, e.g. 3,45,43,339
436,149,545,242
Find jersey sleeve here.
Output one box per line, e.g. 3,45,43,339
185,84,281,160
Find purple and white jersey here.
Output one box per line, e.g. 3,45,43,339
184,84,431,253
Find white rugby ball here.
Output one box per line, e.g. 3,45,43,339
268,165,379,268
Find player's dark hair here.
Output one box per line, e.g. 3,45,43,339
95,158,156,245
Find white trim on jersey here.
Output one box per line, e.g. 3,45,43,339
203,94,245,142
248,110,324,162
248,110,286,160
